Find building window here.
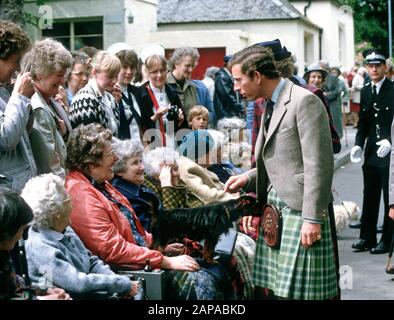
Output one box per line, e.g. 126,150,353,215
304,31,314,69
338,24,346,66
42,18,103,51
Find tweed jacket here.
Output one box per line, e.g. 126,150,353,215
0,88,37,192
66,171,163,268
177,156,237,204
29,92,66,178
247,79,334,222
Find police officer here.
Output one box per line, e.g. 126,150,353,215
350,49,394,254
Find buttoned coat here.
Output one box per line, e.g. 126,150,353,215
247,79,334,222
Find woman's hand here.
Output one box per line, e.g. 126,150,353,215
129,280,139,297
37,287,72,300
151,105,169,121
177,108,185,125
241,216,256,234
12,72,35,99
164,243,184,256
111,83,122,103
300,222,321,249
161,255,200,271
159,165,173,187
55,85,69,111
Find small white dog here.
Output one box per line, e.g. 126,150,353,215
333,201,360,233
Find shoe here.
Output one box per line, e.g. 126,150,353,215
377,225,383,233
349,221,361,229
352,239,375,251
370,242,389,254
386,265,394,274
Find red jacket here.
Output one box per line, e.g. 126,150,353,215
66,171,163,268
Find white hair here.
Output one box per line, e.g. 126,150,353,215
217,117,246,130
112,138,144,175
225,142,252,168
143,147,180,177
21,173,68,229
207,129,225,150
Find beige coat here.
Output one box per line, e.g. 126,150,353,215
247,79,333,222
178,156,237,204
29,92,67,178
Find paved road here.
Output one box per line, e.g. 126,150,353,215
333,126,394,300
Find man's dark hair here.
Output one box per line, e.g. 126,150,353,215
0,187,33,242
230,45,279,79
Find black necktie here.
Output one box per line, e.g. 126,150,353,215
372,85,377,100
264,100,274,131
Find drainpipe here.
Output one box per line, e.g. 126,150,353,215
304,0,312,17
319,29,322,60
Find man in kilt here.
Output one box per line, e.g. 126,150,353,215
225,45,338,299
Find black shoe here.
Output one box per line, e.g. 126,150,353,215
370,242,389,254
352,239,375,251
377,225,383,233
386,265,394,274
349,221,362,229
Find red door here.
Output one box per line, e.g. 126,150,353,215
165,47,226,80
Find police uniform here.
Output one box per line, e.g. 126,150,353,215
353,49,394,253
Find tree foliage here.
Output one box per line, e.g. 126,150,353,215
0,0,47,26
337,0,390,54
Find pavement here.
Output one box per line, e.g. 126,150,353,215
334,125,356,170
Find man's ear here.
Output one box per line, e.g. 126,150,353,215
253,70,263,84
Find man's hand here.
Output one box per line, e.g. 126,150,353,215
376,139,391,158
300,222,321,249
389,207,394,221
224,174,249,193
350,146,362,163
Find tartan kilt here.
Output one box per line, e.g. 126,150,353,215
252,189,338,300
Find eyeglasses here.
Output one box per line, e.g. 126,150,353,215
71,71,90,77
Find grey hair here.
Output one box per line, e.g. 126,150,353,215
217,117,246,130
112,138,144,175
22,38,72,79
143,147,180,177
21,173,68,229
204,66,219,79
207,129,225,150
168,47,200,71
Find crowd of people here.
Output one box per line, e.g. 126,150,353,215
1,17,393,301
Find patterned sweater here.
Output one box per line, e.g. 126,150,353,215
69,79,119,136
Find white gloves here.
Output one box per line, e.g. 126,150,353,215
376,139,391,158
350,146,362,163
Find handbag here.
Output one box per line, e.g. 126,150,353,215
261,203,282,249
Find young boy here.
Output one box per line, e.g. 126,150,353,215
188,105,209,130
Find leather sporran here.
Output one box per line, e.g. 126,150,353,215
261,204,283,249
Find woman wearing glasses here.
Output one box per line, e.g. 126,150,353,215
65,52,90,107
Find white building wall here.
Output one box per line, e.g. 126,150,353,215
291,0,355,70
24,0,126,49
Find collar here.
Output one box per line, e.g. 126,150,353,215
372,76,386,94
36,227,66,241
270,78,286,105
112,176,142,197
224,67,232,78
149,84,166,94
34,86,51,104
88,78,103,97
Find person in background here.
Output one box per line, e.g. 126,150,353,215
24,38,72,178
350,49,394,254
202,66,219,101
0,19,37,193
69,51,120,136
65,52,90,107
349,66,366,128
167,47,200,118
22,173,138,299
214,55,244,120
114,48,147,141
188,105,209,130
0,186,71,300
